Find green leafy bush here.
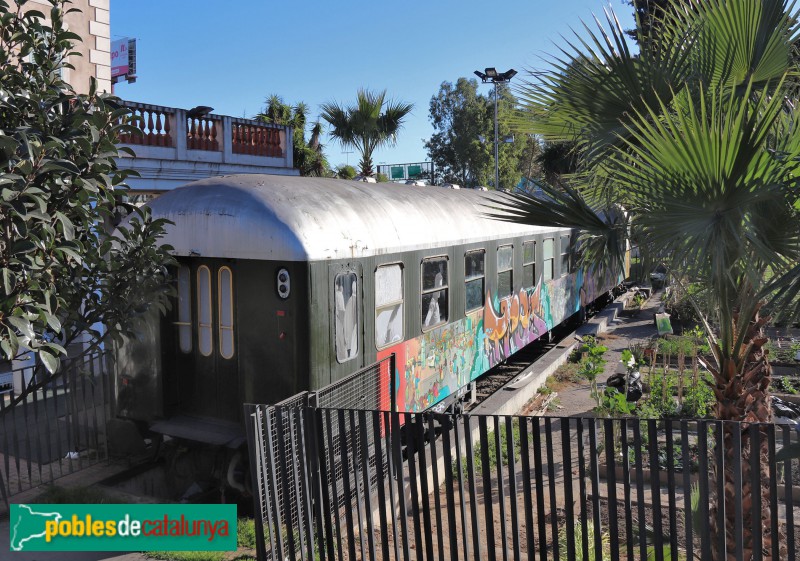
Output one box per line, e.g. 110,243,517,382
681,374,715,418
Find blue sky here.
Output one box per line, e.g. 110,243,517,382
110,1,635,170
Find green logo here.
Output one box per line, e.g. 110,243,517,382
9,504,237,551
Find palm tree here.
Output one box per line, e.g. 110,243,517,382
321,89,413,177
257,96,329,176
495,1,800,558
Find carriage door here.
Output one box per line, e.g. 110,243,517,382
329,264,364,380
174,259,239,421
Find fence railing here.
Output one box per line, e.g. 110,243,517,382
246,406,800,561
0,353,111,512
249,355,396,550
118,101,289,164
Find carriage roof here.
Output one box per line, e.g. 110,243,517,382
144,174,556,261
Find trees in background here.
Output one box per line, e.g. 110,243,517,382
321,89,413,178
335,165,356,180
497,1,800,554
256,95,330,177
425,77,541,189
0,0,173,379
425,78,491,187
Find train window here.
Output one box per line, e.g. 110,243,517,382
543,238,555,281
218,267,234,359
334,272,359,362
497,245,513,298
421,257,448,330
176,265,192,353
465,250,485,313
561,235,571,276
197,265,213,356
523,241,536,287
375,264,403,349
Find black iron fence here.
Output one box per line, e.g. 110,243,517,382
246,405,800,561
0,352,111,511
248,355,396,555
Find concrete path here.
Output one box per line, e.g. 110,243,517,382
557,292,663,418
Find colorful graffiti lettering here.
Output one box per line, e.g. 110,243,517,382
378,268,620,412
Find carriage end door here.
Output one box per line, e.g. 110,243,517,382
173,259,239,421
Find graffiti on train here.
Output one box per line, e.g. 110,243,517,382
378,269,619,413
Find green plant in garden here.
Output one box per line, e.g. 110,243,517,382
557,521,610,561
777,376,799,395
598,388,636,417
236,518,257,549
578,341,608,408
681,373,716,418
763,339,800,364
454,419,521,477
638,370,678,419
0,0,174,390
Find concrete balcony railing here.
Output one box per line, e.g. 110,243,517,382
117,101,297,193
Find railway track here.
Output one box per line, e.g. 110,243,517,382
457,288,622,413
460,319,581,413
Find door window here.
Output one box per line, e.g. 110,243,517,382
197,265,213,356
335,272,359,362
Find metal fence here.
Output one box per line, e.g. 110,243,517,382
246,354,396,559
246,407,800,561
0,352,111,512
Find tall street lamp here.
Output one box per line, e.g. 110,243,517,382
474,67,517,191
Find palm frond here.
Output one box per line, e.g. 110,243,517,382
484,181,627,279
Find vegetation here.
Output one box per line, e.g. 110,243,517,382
763,338,800,364
0,0,173,385
455,419,521,477
577,336,608,409
557,521,610,561
425,77,541,189
321,89,413,177
256,95,329,177
146,518,258,561
335,164,356,180
495,1,800,551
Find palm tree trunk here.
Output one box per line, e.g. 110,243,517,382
708,304,785,560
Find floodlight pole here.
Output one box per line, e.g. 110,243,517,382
474,67,516,191
493,81,499,191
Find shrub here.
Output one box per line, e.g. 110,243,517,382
336,164,357,179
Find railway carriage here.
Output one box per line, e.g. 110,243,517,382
115,174,624,437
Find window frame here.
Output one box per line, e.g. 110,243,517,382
334,271,360,364
522,240,536,288
420,256,449,332
196,265,213,357
375,263,404,350
497,244,514,299
217,266,234,359
464,249,486,314
543,238,555,282
560,235,571,276
176,265,192,354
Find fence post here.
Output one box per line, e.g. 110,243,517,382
243,404,268,561
390,353,396,414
